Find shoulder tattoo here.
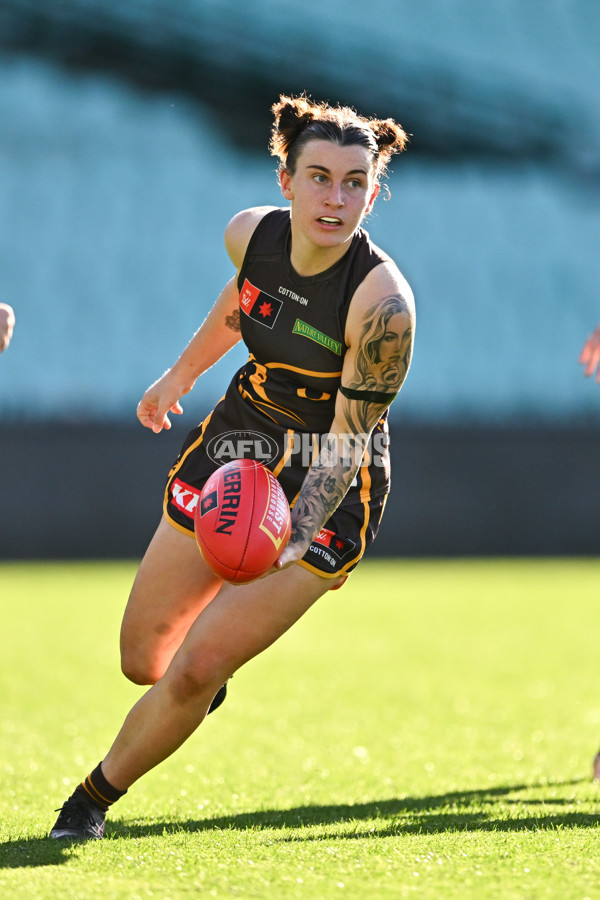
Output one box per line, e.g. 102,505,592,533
349,293,413,395
225,308,241,333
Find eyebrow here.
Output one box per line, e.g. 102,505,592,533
306,164,369,176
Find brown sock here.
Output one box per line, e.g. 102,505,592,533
74,761,127,812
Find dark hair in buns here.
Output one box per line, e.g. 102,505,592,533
270,93,408,180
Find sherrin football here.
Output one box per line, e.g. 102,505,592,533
194,459,292,584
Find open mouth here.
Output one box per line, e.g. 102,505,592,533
318,216,342,226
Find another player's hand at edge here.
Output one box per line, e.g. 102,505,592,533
0,302,15,353
579,324,600,383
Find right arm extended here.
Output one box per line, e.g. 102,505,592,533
137,206,275,433
136,277,242,432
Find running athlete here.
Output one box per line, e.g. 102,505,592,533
0,302,15,353
50,93,415,840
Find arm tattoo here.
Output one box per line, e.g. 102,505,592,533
342,293,413,434
291,293,414,550
224,308,241,332
351,293,413,392
290,433,367,546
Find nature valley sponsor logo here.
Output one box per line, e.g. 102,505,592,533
292,319,342,356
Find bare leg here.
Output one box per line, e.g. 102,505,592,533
102,561,335,791
119,517,223,684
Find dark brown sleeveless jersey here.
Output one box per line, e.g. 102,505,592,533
164,207,394,574
236,207,390,433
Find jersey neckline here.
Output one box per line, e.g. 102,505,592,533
279,208,364,288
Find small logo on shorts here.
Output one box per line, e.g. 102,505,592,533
308,529,357,569
206,430,279,467
171,478,201,519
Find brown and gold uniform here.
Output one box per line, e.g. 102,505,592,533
165,208,392,578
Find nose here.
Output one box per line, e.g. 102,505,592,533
325,182,344,207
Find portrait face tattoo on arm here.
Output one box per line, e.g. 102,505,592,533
341,293,414,434
354,295,413,390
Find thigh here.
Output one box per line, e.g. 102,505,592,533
120,516,223,682
168,563,336,688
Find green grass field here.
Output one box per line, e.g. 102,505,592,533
1,558,600,899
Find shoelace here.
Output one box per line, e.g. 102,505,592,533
53,801,95,824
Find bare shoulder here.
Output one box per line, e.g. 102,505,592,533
340,260,415,399
345,260,415,342
224,206,281,270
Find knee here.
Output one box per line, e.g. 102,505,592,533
166,652,228,707
120,647,164,686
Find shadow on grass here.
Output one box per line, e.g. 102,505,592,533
113,779,600,841
0,835,77,869
2,779,598,867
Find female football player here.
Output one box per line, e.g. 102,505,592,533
50,93,415,839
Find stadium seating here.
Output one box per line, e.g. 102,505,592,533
0,0,598,424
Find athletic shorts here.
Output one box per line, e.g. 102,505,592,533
163,415,389,580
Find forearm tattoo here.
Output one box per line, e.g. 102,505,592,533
225,308,241,332
290,433,368,547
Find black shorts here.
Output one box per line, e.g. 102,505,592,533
163,404,389,580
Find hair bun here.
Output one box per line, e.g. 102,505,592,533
271,94,316,158
370,118,409,154
274,96,314,131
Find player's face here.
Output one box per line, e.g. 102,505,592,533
280,139,379,251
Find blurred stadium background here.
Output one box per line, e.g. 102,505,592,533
0,0,598,558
